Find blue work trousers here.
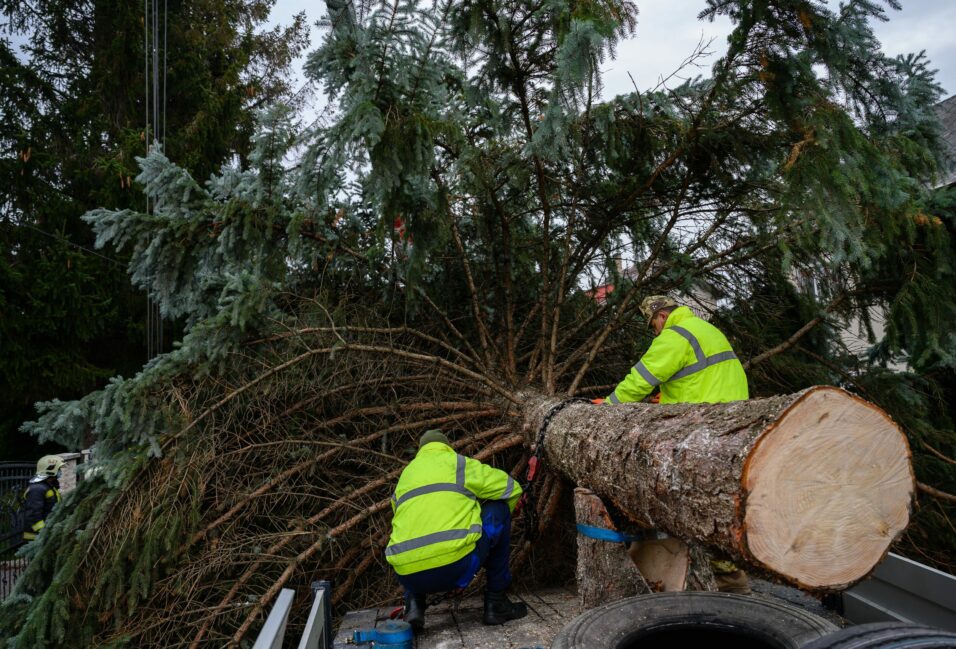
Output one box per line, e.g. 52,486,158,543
396,500,512,597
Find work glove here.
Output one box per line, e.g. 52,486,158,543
590,397,606,404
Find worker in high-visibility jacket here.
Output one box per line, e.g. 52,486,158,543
386,430,527,632
601,295,749,405
601,296,751,593
22,455,64,541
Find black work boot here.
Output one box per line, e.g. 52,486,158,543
404,593,427,632
482,590,527,625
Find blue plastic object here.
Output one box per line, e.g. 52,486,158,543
575,523,645,543
350,620,413,648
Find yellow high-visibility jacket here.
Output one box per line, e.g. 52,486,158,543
386,442,522,576
607,306,748,405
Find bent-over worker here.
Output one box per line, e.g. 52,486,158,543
601,295,748,405
386,430,527,632
600,296,750,593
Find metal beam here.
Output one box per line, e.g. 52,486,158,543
843,553,956,631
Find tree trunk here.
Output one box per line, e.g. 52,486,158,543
523,386,914,591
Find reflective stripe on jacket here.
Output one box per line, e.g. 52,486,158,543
607,306,748,405
22,478,61,541
386,442,522,576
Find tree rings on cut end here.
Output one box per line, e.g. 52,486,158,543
742,387,914,590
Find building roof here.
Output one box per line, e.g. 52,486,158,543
936,94,956,188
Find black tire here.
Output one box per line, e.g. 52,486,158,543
551,592,839,649
801,622,956,649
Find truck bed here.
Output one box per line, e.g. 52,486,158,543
332,587,582,649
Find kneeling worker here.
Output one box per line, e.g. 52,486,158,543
386,429,527,631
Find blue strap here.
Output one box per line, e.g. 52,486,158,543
576,524,645,543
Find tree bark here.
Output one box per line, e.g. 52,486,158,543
523,386,914,591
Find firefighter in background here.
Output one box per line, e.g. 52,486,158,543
598,296,751,593
386,430,527,632
22,455,64,541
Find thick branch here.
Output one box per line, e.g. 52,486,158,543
744,293,847,369
918,482,956,505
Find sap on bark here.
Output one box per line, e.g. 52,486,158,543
524,386,914,591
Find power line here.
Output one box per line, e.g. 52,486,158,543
12,222,124,266
143,0,168,357
145,0,152,360
163,0,167,145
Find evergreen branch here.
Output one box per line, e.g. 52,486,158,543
744,293,848,369
922,442,956,468
372,0,402,103
275,374,477,419
407,0,453,101
221,431,523,647
566,16,754,281
503,34,557,388
447,201,496,370
634,171,692,286
918,482,956,505
277,222,366,261
483,177,518,382
795,345,872,399
309,408,504,435
329,540,385,606
343,343,517,404
682,208,732,257
165,342,510,454
410,286,486,368
252,325,480,368
515,301,542,354
563,280,643,396
196,403,496,541
546,191,583,393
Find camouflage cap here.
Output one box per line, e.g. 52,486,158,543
640,295,679,324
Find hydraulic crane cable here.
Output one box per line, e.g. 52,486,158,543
144,0,167,360
144,0,149,360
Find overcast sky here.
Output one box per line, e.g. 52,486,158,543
273,0,956,113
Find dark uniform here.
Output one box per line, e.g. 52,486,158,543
22,475,61,541
22,455,63,541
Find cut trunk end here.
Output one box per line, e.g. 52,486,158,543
742,387,914,589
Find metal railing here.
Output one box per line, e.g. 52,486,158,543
298,581,333,649
252,581,333,649
0,462,35,600
843,552,956,631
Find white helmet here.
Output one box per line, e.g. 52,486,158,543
36,455,65,477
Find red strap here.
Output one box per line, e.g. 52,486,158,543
526,456,539,482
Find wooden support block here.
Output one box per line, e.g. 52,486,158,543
573,487,650,608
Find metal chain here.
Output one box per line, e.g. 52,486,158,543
523,397,589,539
533,398,589,455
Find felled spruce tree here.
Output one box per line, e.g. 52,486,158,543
3,0,955,646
